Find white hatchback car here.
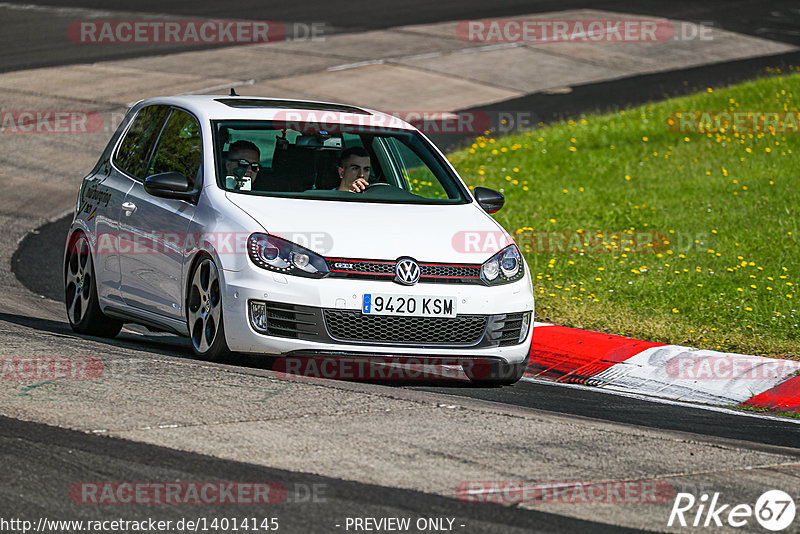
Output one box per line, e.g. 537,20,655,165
64,95,534,384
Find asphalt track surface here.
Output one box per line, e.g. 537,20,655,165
2,0,800,73
12,218,800,451
5,0,800,530
10,0,800,452
2,415,648,533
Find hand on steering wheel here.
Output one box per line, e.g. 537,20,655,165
349,178,369,192
362,182,390,191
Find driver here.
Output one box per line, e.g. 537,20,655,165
336,147,371,192
224,140,261,190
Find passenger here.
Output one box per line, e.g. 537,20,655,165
225,140,261,190
336,147,371,192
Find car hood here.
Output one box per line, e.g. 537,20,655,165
225,194,514,262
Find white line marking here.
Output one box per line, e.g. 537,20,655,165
327,59,384,71
0,2,180,19
325,19,677,73
325,42,527,72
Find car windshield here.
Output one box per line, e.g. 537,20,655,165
213,120,469,204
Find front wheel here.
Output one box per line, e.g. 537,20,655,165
463,356,529,386
187,256,230,361
64,232,123,338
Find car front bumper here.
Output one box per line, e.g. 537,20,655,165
220,265,534,365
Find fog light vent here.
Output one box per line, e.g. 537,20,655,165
519,312,531,343
249,300,268,332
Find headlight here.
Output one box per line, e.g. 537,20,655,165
481,244,524,285
247,233,330,278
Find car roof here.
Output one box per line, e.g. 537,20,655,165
133,95,417,131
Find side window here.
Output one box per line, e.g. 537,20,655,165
148,109,202,188
384,138,448,199
114,105,170,179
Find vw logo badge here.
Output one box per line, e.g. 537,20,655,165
395,258,421,285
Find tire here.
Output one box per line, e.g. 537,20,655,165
463,354,529,386
64,232,123,338
187,255,230,362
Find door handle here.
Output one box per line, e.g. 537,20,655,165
122,201,137,215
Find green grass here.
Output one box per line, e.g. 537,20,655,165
449,69,800,359
736,404,800,418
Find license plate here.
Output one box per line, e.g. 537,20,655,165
362,293,456,318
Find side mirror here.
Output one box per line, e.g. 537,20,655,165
473,186,504,213
144,172,199,203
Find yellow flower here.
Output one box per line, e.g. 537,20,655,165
672,308,679,313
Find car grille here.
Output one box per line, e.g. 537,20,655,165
322,310,488,345
325,258,482,284
252,301,528,348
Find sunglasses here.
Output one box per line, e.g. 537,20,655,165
228,158,261,172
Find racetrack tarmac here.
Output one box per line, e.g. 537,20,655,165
5,415,649,534
11,213,800,449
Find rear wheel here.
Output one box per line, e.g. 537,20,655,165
187,256,230,361
64,232,123,337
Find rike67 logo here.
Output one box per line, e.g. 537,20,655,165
668,490,796,531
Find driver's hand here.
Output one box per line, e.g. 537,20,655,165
350,178,369,192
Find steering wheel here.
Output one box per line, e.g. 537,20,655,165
363,182,391,191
